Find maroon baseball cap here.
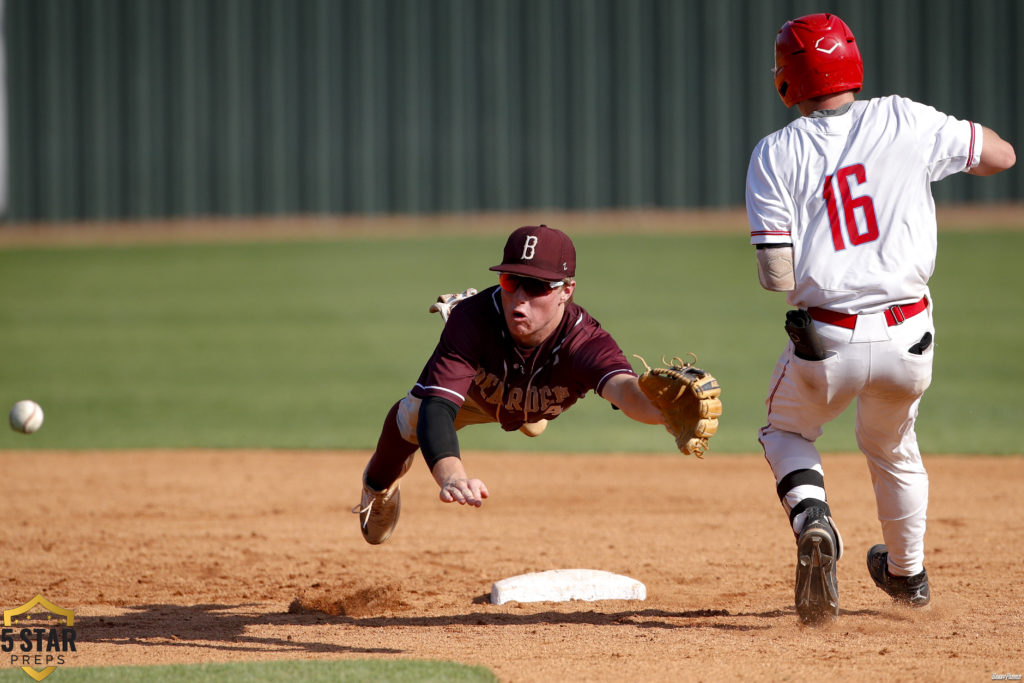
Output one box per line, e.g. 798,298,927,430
489,225,576,280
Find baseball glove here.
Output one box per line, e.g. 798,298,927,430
634,354,722,457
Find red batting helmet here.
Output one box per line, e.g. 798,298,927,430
773,13,863,108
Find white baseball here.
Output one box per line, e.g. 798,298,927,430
9,400,44,434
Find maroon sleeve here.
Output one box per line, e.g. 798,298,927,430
411,300,483,407
568,321,636,396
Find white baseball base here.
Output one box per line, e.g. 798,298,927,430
490,569,646,605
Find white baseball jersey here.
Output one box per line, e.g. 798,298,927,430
746,95,982,313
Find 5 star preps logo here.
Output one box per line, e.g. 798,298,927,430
3,595,77,681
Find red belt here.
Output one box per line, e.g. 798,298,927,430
807,296,929,329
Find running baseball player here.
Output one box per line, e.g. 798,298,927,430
352,224,721,544
746,13,1015,625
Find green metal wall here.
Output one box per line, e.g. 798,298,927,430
5,0,1022,221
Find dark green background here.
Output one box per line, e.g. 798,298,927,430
7,0,1022,220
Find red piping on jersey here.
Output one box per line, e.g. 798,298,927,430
765,358,791,423
966,121,977,171
757,426,774,498
807,296,928,329
751,229,792,238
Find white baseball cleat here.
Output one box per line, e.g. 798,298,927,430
352,477,401,545
428,288,478,323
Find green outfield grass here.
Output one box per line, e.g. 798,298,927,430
1,228,1022,454
0,659,496,681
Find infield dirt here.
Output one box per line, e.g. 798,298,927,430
0,449,1021,682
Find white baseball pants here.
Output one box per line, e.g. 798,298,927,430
760,306,935,576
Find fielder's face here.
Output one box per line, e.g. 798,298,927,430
498,275,576,347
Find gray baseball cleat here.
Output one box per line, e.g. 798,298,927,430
352,475,401,545
794,506,840,625
867,544,930,607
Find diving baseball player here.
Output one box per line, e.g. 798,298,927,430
352,225,721,545
746,13,1015,625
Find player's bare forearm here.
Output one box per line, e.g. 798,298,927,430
968,126,1016,176
600,374,665,426
431,456,489,507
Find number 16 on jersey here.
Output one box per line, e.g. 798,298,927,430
823,163,879,251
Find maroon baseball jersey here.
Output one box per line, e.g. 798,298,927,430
411,286,635,432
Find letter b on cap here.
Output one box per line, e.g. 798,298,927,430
521,236,538,260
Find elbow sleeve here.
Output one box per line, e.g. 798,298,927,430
417,396,461,471
755,244,795,291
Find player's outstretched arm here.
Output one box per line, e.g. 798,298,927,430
968,126,1016,176
599,374,665,426
431,456,489,507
